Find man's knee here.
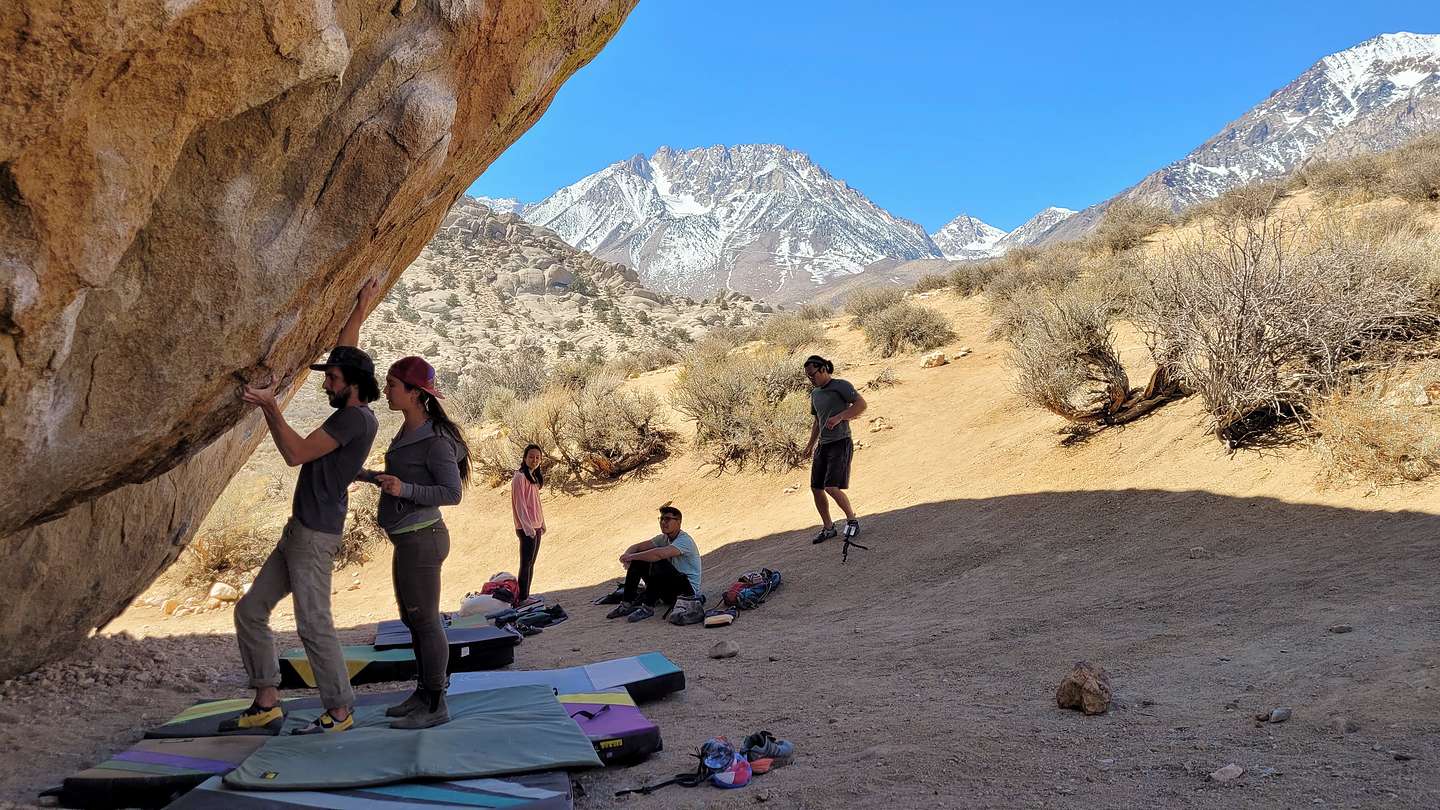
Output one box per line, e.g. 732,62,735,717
234,592,267,628
824,486,844,496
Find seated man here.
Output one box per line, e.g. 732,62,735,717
607,505,702,623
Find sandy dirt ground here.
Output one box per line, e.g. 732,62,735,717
3,295,1439,809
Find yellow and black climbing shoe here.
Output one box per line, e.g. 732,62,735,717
217,703,284,733
291,710,353,735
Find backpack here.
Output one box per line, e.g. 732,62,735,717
722,568,782,609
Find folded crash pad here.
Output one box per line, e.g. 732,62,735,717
278,626,520,688
224,685,600,791
372,613,494,649
450,652,684,704
166,771,572,809
52,736,266,809
561,689,661,765
147,653,683,740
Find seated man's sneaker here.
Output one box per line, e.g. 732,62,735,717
625,605,655,623
218,702,284,733
291,710,353,735
605,602,637,620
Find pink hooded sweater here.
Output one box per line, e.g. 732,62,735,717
511,470,545,537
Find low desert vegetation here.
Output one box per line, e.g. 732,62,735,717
911,273,952,293
1310,383,1440,486
791,303,834,321
843,287,906,324
1088,200,1177,254
1292,135,1440,205
670,346,812,471
860,301,956,357
755,312,830,352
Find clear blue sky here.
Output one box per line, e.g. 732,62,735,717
468,2,1436,232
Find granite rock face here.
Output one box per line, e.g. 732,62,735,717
0,0,636,678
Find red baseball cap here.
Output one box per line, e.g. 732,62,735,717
388,356,445,399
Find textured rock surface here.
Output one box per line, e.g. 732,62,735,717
0,0,636,678
1055,660,1112,715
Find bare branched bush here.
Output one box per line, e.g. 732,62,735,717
861,302,956,357
844,287,906,325
756,313,830,351
947,262,1000,297
1340,204,1432,246
1294,134,1440,204
792,303,834,321
1007,286,1131,422
473,374,673,488
179,505,274,587
1389,139,1440,203
687,327,755,366
607,346,683,377
983,243,1084,308
338,484,386,569
1138,217,1433,443
1311,387,1440,485
912,273,950,293
865,366,900,390
1184,181,1286,225
1089,200,1176,254
670,348,811,471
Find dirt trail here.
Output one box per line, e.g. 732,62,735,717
3,295,1439,808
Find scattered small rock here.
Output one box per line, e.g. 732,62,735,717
347,582,362,591
1329,716,1361,735
1393,751,1414,762
1327,624,1353,634
868,416,893,433
1056,660,1112,715
162,598,179,616
203,597,222,611
782,486,798,494
709,640,738,659
1267,707,1292,724
1412,387,1431,407
952,347,972,359
920,351,948,369
1187,546,1213,559
1210,763,1245,784
208,582,240,602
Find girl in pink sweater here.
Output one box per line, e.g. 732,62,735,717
511,444,546,601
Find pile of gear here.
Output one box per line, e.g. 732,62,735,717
615,731,795,796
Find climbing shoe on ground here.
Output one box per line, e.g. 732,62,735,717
741,730,794,773
390,692,449,730
606,602,637,619
812,525,837,544
217,702,284,733
625,605,655,623
844,519,860,539
704,608,737,628
290,710,353,735
384,689,426,718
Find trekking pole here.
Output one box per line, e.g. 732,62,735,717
841,535,868,563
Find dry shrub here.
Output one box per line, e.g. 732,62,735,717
474,374,673,488
337,483,386,569
1377,233,1440,303
844,287,906,325
865,366,900,390
180,505,274,587
1007,285,1130,422
1090,200,1176,254
792,303,834,321
756,313,830,351
861,302,956,357
1294,153,1389,203
687,327,755,366
1387,135,1440,202
912,273,951,293
1184,180,1286,225
948,262,1000,296
607,346,683,377
984,243,1084,307
670,347,812,471
1138,217,1433,443
1311,388,1440,485
1341,204,1432,246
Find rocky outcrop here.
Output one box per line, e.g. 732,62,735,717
0,0,636,679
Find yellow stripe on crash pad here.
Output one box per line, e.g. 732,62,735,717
557,692,636,706
164,698,255,724
287,658,370,688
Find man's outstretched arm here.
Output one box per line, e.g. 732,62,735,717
241,384,338,466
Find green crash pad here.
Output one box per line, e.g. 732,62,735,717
224,685,601,791
168,771,573,809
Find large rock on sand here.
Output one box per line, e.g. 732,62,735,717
1055,660,1113,715
0,0,636,679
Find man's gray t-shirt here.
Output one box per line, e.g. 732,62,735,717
293,405,379,535
810,378,860,444
653,530,702,594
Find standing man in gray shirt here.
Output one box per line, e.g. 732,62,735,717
227,281,382,735
802,355,867,545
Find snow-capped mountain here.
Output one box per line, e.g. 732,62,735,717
521,144,942,299
993,207,1076,250
930,214,1006,259
471,196,525,215
1041,32,1440,244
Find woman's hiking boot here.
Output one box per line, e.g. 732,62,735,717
384,689,427,718
812,525,837,544
217,702,284,733
390,691,449,730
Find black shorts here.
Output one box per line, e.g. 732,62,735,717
811,438,853,490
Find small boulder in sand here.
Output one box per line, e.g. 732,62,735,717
920,351,948,369
1210,763,1244,784
709,640,739,659
208,582,240,602
1056,660,1112,715
162,598,180,616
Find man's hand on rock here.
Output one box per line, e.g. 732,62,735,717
241,384,278,411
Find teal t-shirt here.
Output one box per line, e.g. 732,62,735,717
653,530,702,594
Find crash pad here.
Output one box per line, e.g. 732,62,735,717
371,613,494,649
223,685,600,790
51,736,266,809
166,771,572,809
561,689,661,765
278,626,519,688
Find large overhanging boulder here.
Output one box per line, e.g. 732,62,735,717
0,0,637,679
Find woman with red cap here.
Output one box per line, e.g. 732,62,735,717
358,355,471,730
